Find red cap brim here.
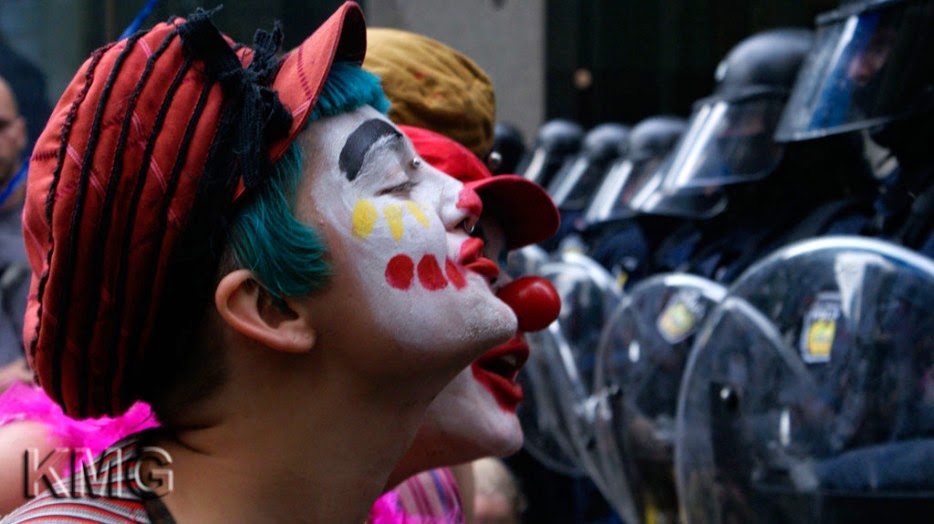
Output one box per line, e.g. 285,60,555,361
467,175,560,249
269,1,366,162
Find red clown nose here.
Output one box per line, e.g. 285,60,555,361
496,276,561,332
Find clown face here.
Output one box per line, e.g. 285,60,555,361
392,217,537,478
296,107,517,381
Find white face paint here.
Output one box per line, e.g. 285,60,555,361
396,217,527,474
297,107,517,376
409,340,527,463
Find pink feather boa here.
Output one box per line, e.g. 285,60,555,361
1,383,459,523
368,488,461,524
0,382,159,454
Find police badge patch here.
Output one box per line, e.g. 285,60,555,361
799,291,842,364
657,289,707,344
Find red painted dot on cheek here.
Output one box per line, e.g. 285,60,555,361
445,257,466,290
417,255,448,290
385,255,415,290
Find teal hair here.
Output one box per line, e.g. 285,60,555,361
309,62,390,121
229,62,389,301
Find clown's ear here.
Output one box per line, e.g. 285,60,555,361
214,269,316,353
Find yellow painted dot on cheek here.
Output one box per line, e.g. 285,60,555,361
352,199,379,238
384,203,405,241
404,201,430,230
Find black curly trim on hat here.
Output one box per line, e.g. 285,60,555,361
178,7,293,191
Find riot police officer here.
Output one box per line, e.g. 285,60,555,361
543,123,630,253
519,118,584,188
775,0,934,258
490,121,528,175
642,28,875,282
582,115,689,288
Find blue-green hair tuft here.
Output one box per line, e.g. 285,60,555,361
308,62,390,123
230,143,330,301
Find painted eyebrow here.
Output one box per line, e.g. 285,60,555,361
339,119,403,182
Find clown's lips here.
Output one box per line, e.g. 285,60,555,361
471,336,529,412
459,237,500,283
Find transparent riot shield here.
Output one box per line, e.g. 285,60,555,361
542,252,624,369
520,323,588,476
530,252,625,500
510,244,583,474
675,236,934,523
594,273,727,524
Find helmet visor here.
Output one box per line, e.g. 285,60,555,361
775,0,934,141
548,156,615,211
624,159,727,219
661,94,787,191
585,149,683,223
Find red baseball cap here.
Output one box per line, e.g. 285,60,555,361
400,125,559,249
22,2,366,417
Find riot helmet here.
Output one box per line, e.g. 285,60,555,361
519,118,584,188
775,0,934,142
586,116,688,225
629,29,814,220
489,121,527,175
548,123,631,212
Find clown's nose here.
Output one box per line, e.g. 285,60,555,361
496,276,561,332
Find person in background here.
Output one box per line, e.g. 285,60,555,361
490,122,528,176
0,30,52,389
542,123,630,253
0,75,30,385
472,457,527,524
583,115,688,289
518,119,584,190
0,33,51,153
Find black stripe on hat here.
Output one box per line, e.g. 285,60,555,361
75,28,181,414
136,26,268,410
119,76,215,412
31,45,111,408
50,32,145,418
130,12,290,413
105,53,202,414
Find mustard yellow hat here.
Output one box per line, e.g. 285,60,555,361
364,27,495,158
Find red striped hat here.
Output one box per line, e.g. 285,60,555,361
22,2,366,418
